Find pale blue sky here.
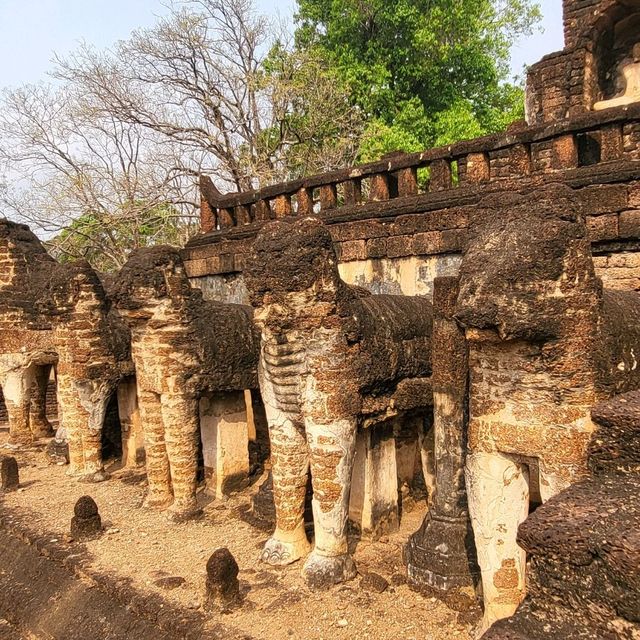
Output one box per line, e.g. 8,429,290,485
0,0,562,89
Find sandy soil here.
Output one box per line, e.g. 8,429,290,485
0,428,473,640
0,619,28,640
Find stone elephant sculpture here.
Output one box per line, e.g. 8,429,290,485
112,246,260,521
0,220,58,445
454,184,640,634
40,261,133,481
245,217,434,588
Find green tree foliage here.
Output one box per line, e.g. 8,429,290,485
257,44,364,181
295,0,541,159
47,204,184,273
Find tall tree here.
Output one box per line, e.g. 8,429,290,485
55,0,362,192
295,0,541,159
0,83,195,271
0,0,363,270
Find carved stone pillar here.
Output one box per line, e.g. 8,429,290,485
405,276,478,594
349,420,399,540
117,377,144,468
199,391,250,499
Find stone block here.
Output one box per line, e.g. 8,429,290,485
440,229,465,253
331,220,388,242
370,174,390,201
413,231,445,256
117,378,144,468
600,124,623,161
508,144,532,176
463,153,490,183
619,210,640,238
429,159,452,191
586,214,618,242
386,235,414,258
608,252,640,268
272,194,292,218
630,183,640,208
218,254,235,273
296,188,314,215
551,134,578,169
349,422,399,540
393,208,469,235
338,240,367,262
581,184,629,215
319,184,337,210
0,456,19,491
200,392,250,499
365,237,387,259
193,256,225,277
343,179,363,205
396,167,418,196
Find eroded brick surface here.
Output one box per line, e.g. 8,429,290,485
0,220,132,479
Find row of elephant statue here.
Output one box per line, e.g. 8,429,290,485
1,183,639,634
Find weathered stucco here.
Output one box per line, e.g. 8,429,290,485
456,184,640,634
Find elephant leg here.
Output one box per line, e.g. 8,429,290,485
261,402,311,566
3,367,34,446
29,364,54,438
302,415,358,589
466,451,530,637
137,388,173,509
160,392,201,521
56,373,86,476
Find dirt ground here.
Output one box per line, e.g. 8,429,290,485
0,619,28,640
0,427,473,640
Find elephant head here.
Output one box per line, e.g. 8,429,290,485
245,217,349,332
112,246,192,328
455,184,600,343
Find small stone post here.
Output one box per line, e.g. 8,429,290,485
205,547,242,613
0,456,19,491
405,277,479,595
70,495,102,540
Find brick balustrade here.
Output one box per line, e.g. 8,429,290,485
199,104,640,234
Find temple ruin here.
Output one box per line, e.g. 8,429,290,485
0,221,135,480
1,0,639,638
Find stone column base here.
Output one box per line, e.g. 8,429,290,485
405,511,479,597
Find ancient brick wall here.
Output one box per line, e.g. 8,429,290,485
186,93,640,306
526,1,640,124
594,252,640,290
563,0,621,50
525,49,591,124
188,179,640,303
